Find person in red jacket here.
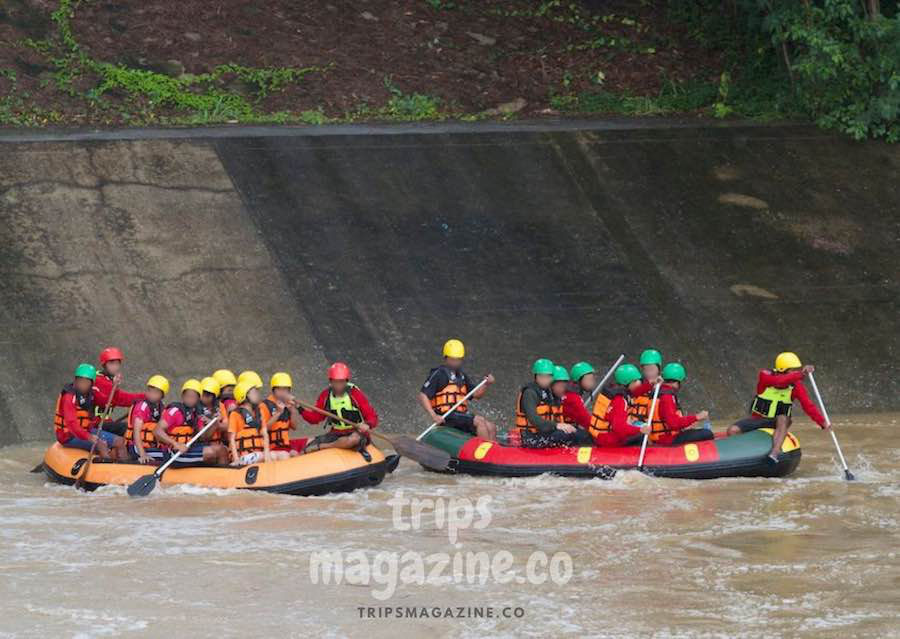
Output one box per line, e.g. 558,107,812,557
548,366,594,446
591,363,651,447
302,362,378,461
53,363,127,460
92,347,145,436
727,352,828,464
650,363,712,446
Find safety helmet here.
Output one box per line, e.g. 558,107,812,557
552,365,571,382
181,378,203,396
146,374,170,395
442,339,465,359
570,361,595,382
270,372,293,389
201,376,221,397
237,370,264,389
662,362,686,383
531,358,554,375
639,349,663,366
74,363,97,381
614,363,641,386
234,380,256,404
328,362,352,381
774,352,802,371
212,369,238,387
99,346,124,366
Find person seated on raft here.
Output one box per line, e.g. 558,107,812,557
125,375,170,464
590,363,650,447
648,363,712,446
418,339,496,441
301,362,379,461
262,372,303,460
629,348,664,425
155,379,229,466
92,347,146,437
228,379,272,465
211,369,239,414
513,359,589,448
198,376,231,454
726,351,829,465
53,363,127,460
551,365,595,446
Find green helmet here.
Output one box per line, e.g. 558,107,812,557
662,362,686,382
74,363,97,381
532,358,555,375
552,365,570,382
570,361,595,382
614,363,641,386
639,349,663,366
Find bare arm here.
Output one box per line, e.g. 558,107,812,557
418,392,443,423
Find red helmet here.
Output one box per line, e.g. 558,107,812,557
99,346,124,365
328,362,351,381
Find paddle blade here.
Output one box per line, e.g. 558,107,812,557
127,473,158,497
29,463,44,474
390,435,451,471
844,469,856,481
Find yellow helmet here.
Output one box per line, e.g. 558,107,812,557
238,370,264,389
234,380,257,404
181,378,203,396
443,339,465,359
212,369,237,387
774,352,802,371
146,374,170,395
270,372,293,389
201,376,221,397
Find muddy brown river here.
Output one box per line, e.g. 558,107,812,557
0,416,897,638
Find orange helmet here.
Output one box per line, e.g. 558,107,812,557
328,362,351,381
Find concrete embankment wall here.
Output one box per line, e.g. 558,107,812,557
1,123,897,444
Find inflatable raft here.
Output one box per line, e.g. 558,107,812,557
420,427,801,479
42,442,400,496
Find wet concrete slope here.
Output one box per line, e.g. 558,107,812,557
1,124,898,444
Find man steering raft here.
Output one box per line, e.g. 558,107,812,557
727,351,829,465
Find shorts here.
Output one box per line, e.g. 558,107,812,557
444,412,476,434
733,416,779,433
63,430,119,451
127,444,166,461
167,443,208,466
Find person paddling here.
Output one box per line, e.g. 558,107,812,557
650,363,712,446
228,380,272,465
727,352,828,465
92,347,146,437
262,372,302,459
53,363,126,460
588,363,650,447
629,348,664,426
154,379,228,466
418,339,496,441
125,375,170,464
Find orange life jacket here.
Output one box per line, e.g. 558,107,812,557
635,388,680,443
165,402,199,445
263,396,292,449
125,399,163,448
232,405,266,454
514,383,564,432
53,384,95,439
586,387,628,440
428,366,469,414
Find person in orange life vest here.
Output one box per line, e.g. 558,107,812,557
198,376,231,451
301,362,378,461
515,360,585,448
262,372,303,460
594,363,651,447
418,339,496,441
212,369,239,414
53,363,126,460
92,347,145,437
629,348,664,425
549,366,594,447
154,379,228,466
726,352,829,465
228,381,273,465
651,363,712,446
126,375,170,464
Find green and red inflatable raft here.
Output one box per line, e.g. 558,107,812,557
419,427,801,479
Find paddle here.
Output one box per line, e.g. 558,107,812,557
807,372,855,481
296,400,452,471
74,380,119,491
636,382,662,472
30,463,45,473
416,377,490,442
127,416,220,497
587,354,626,405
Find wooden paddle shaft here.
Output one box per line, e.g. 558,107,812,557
295,400,386,441
808,372,851,472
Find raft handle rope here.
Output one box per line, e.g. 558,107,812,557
807,372,855,481
636,382,662,472
416,377,490,442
